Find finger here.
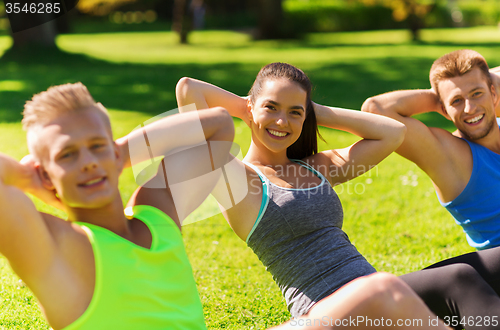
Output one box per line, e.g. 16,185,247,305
20,154,35,166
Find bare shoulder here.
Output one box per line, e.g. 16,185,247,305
128,184,179,227
218,162,263,241
41,212,92,250
428,126,471,155
0,186,59,279
38,212,94,284
420,126,473,201
306,151,346,183
27,214,95,330
399,123,470,173
28,213,94,281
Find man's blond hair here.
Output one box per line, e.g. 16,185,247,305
430,49,492,100
22,82,111,158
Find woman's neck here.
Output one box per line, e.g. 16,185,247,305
244,139,292,167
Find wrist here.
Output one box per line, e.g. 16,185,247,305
115,137,131,169
7,165,33,192
311,102,327,126
0,154,30,189
14,160,36,191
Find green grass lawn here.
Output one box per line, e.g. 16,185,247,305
1,26,496,328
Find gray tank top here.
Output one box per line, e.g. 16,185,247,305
245,160,376,318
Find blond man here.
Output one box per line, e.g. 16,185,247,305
0,82,235,329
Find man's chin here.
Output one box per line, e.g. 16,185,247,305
456,115,497,141
458,127,492,141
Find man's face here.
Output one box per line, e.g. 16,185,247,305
438,67,499,141
36,109,122,209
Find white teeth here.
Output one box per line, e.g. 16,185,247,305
466,114,484,124
268,129,288,137
83,178,104,186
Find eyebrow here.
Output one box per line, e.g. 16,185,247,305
449,86,484,100
469,87,484,94
56,136,108,153
264,100,305,111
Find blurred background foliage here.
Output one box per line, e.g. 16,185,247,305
0,0,498,45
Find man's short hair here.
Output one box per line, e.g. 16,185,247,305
430,49,492,100
22,82,111,158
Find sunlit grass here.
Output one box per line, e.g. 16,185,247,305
0,27,493,328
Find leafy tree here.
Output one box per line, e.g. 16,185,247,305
355,0,436,40
172,0,190,44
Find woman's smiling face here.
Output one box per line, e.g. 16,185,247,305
249,78,307,154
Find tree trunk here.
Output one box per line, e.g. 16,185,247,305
173,0,191,44
407,13,422,41
256,0,284,39
5,0,73,49
10,16,57,48
55,0,78,34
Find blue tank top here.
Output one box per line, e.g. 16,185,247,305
245,160,376,318
438,126,500,250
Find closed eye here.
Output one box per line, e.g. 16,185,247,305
59,151,75,160
91,143,106,150
451,98,462,106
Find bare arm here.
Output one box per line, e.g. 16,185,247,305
361,89,443,118
0,153,57,283
361,89,470,202
175,78,256,237
176,77,249,123
490,66,500,84
311,103,406,184
361,89,454,166
490,67,500,117
116,108,233,168
120,108,235,226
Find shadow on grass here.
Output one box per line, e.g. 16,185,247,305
0,45,456,130
283,37,500,51
0,46,256,123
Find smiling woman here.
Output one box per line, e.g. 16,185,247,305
174,62,500,329
248,79,307,157
247,62,318,161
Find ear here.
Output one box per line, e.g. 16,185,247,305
245,97,254,127
246,98,253,117
36,164,55,190
439,103,452,121
491,84,499,109
113,141,124,174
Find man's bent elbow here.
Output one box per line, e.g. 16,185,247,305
211,107,235,142
393,122,407,149
175,77,193,105
361,97,383,115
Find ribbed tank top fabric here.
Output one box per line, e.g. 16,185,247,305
244,160,376,318
64,205,206,330
439,137,500,250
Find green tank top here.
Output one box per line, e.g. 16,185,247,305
63,205,207,330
